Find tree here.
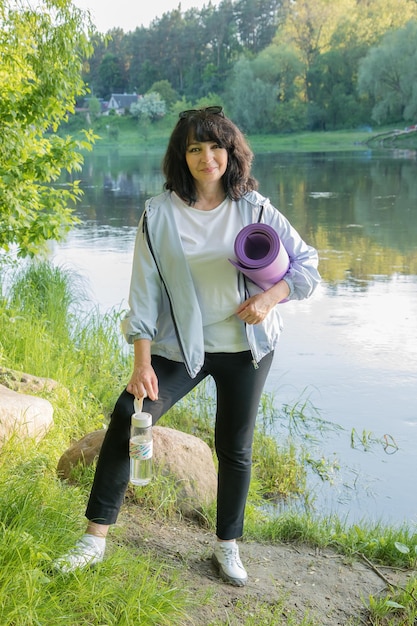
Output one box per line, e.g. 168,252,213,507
358,20,417,124
234,0,283,53
225,58,278,133
130,92,166,121
88,96,102,121
253,43,304,103
272,0,417,127
202,0,240,92
97,52,127,98
274,0,356,102
0,0,96,257
148,80,178,109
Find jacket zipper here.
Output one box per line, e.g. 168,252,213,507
142,212,192,375
241,274,260,369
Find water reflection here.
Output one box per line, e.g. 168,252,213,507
66,151,164,228
54,149,417,526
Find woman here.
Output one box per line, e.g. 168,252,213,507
55,106,320,586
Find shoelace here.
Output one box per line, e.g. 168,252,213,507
218,543,240,566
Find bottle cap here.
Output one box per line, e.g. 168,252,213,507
131,412,152,428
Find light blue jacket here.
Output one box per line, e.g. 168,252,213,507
121,190,320,378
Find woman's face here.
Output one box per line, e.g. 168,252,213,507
185,136,228,188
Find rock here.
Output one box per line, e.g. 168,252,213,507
0,367,59,394
57,429,106,478
152,426,217,515
0,384,54,443
57,425,217,516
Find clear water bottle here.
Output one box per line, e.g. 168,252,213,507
129,411,153,486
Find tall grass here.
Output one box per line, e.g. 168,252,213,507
1,261,131,421
0,261,194,624
0,431,195,624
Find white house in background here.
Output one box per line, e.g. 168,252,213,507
107,93,141,114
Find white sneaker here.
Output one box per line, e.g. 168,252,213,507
212,541,248,586
53,535,105,573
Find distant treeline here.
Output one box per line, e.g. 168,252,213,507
83,0,417,133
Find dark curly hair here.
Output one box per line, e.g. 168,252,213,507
163,108,258,205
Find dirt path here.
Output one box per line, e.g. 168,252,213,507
119,508,413,625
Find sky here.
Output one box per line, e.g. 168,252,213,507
73,0,221,33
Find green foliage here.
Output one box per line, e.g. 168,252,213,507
248,510,417,572
334,523,417,569
71,0,417,133
254,43,304,102
367,577,417,624
130,92,166,121
148,80,178,109
271,0,417,129
225,58,279,133
0,261,131,417
0,0,97,257
275,99,308,132
0,442,190,625
68,0,417,133
97,51,126,97
253,431,307,498
7,260,86,333
82,1,283,100
87,96,102,120
358,20,417,124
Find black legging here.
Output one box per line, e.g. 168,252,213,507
86,350,273,540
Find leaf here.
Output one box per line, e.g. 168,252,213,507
385,600,405,609
394,541,410,554
0,0,95,257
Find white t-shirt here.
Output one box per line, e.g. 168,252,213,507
171,192,248,353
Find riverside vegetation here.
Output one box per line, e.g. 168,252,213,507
1,261,417,624
62,110,417,159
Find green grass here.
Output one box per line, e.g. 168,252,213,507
1,260,417,625
248,128,373,153
63,112,417,157
0,437,191,625
90,124,373,155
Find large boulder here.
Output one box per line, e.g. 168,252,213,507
57,425,217,516
0,367,59,394
152,425,217,515
0,383,54,443
57,429,105,475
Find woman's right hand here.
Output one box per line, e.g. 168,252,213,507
126,363,159,401
126,339,159,401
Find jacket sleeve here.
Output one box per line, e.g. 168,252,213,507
120,212,163,344
265,202,321,300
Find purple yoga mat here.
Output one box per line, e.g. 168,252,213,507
229,223,290,291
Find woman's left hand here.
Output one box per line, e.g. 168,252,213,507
236,292,275,324
236,279,290,325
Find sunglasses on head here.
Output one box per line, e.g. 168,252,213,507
178,106,224,119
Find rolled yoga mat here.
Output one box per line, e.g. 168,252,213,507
229,223,290,291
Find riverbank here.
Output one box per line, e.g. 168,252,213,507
65,113,417,156
116,505,413,626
